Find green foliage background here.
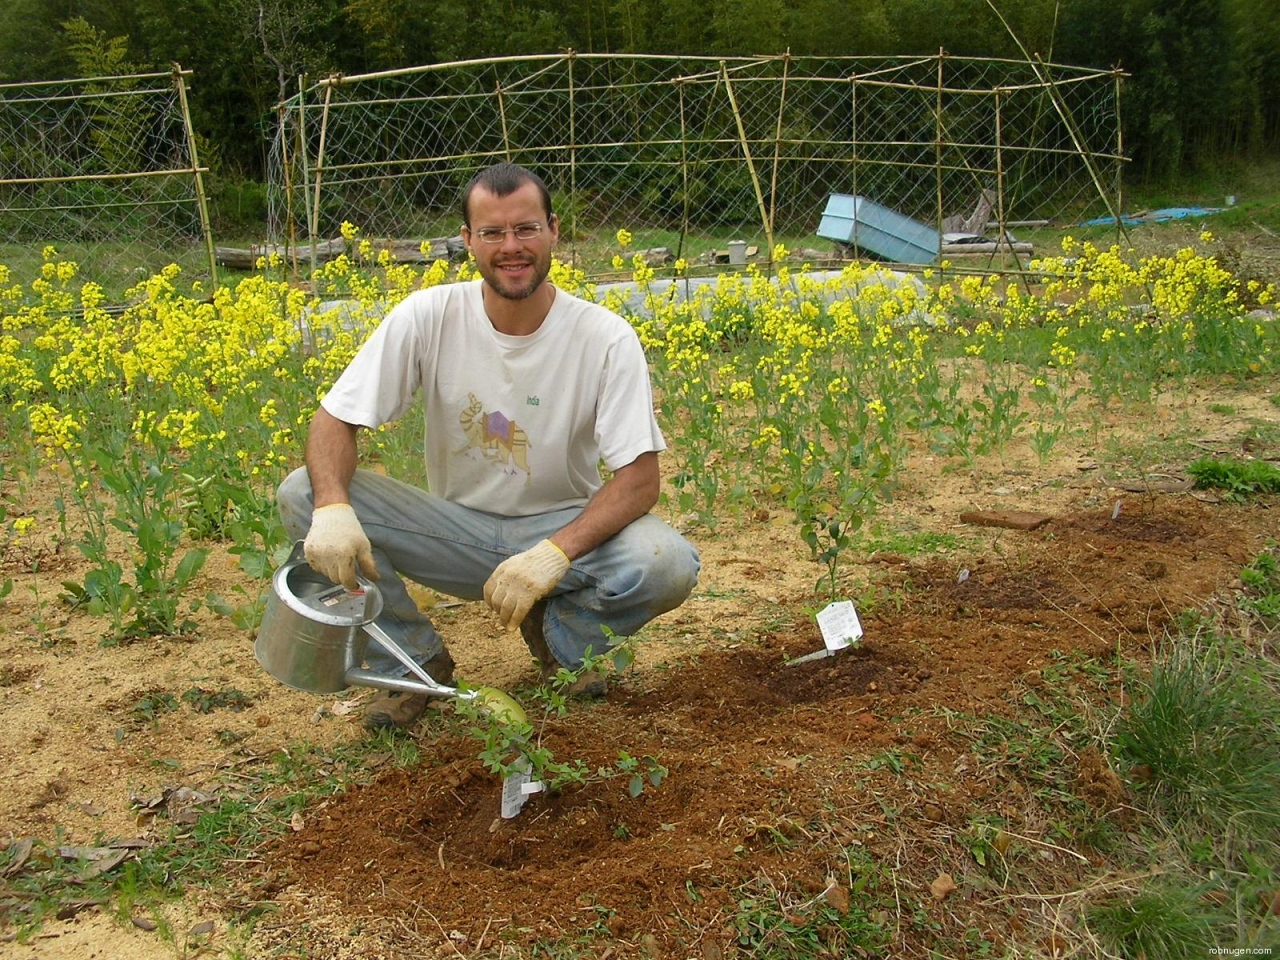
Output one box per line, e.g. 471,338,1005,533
0,0,1275,190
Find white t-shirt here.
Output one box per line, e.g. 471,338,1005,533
320,280,665,516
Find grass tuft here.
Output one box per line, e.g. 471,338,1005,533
1086,882,1217,960
1187,457,1280,498
1115,631,1280,844
1089,610,1280,956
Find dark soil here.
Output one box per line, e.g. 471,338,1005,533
260,495,1271,957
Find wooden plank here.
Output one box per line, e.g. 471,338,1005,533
959,510,1053,531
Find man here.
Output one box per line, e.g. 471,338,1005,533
277,162,700,731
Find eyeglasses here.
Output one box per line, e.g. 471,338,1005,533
471,222,547,244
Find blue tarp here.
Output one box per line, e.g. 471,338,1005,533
1080,206,1225,228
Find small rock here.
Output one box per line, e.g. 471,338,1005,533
930,873,957,900
824,882,850,915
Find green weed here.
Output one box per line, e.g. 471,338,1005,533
858,527,961,556
0,737,422,939
129,691,179,725
179,686,255,714
1187,456,1280,498
1241,546,1280,620
732,870,890,958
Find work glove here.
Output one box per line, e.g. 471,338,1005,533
484,539,571,629
303,503,378,590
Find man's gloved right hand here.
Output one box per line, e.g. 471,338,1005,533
303,503,378,590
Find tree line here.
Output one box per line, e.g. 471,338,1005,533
1,0,1275,186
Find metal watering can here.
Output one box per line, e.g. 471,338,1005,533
254,542,525,723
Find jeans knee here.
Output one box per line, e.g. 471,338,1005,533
621,532,699,612
654,540,700,607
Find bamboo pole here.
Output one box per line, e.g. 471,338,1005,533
1030,54,1131,246
279,79,298,281
995,88,1032,289
173,64,218,287
302,52,1110,92
567,50,578,262
768,51,792,267
309,79,336,280
978,0,1129,248
1113,69,1125,247
935,50,945,258
678,80,690,263
0,69,189,91
849,75,858,261
720,61,773,261
296,80,314,285
0,168,208,187
14,86,188,107
293,135,1118,180
496,81,511,161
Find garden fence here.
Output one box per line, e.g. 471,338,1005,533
269,52,1124,280
0,66,216,298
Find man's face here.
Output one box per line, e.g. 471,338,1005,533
463,182,558,302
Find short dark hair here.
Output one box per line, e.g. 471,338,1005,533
461,162,553,226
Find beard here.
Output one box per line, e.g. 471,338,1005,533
478,250,553,301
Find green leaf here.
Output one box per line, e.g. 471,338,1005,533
628,775,644,798
205,592,234,617
174,548,209,584
233,547,272,579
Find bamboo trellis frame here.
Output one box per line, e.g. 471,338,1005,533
0,65,218,292
270,52,1125,280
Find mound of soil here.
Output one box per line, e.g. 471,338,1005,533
255,496,1268,957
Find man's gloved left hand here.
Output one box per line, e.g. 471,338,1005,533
484,539,571,629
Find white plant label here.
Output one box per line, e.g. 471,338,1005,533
816,600,863,651
500,758,534,819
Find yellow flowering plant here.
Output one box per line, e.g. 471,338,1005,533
2,222,1276,617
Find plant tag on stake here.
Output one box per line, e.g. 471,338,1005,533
500,758,544,819
817,600,863,650
786,600,863,666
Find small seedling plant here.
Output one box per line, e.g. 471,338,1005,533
454,634,668,799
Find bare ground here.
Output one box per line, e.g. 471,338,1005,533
1,385,1277,958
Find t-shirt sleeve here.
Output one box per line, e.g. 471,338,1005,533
319,294,430,428
594,326,666,471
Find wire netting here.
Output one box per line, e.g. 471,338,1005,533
0,68,215,298
269,53,1123,278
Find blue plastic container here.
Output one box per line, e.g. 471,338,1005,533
817,194,940,265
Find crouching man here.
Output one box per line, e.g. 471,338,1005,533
277,162,700,731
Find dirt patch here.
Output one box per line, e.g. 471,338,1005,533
1,398,1277,957
253,496,1270,958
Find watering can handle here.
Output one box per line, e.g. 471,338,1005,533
360,620,474,699
286,539,308,564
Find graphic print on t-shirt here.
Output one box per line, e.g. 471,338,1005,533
457,392,531,481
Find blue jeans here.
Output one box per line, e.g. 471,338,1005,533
277,468,700,676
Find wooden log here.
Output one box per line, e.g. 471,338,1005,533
959,510,1053,531
215,237,345,270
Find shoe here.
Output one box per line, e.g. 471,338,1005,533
362,690,428,732
362,649,456,731
562,670,607,698
420,648,456,685
519,603,607,699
